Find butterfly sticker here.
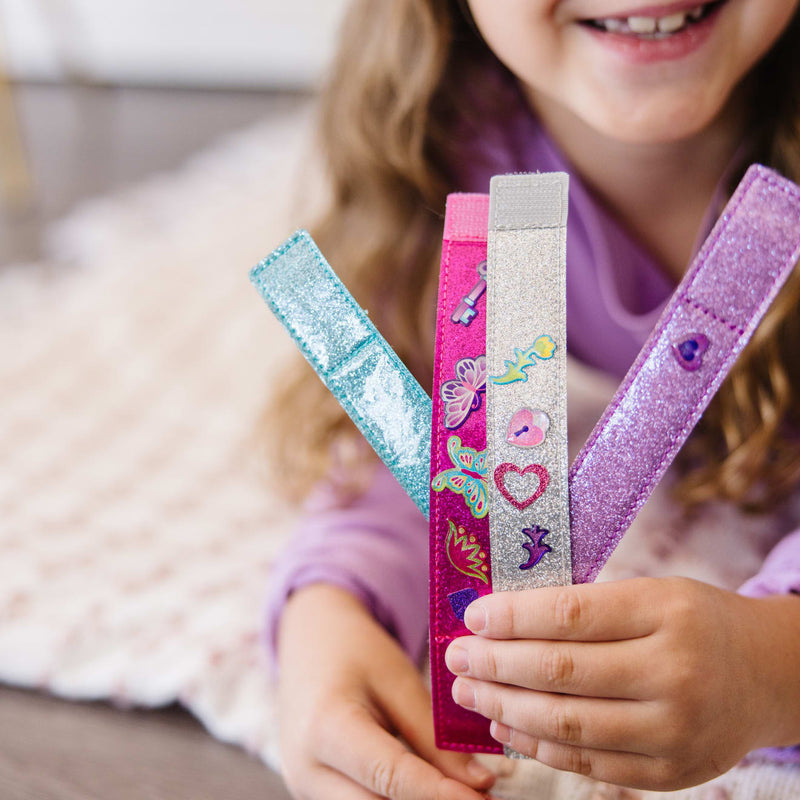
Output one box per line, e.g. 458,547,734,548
440,356,487,430
432,435,488,518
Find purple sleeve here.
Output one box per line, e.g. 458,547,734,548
739,527,800,764
739,526,800,599
265,464,429,671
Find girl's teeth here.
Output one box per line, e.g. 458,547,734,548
657,12,688,33
627,16,657,34
595,4,709,36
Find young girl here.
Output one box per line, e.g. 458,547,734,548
266,1,800,797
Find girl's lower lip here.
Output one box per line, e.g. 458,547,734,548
579,3,725,65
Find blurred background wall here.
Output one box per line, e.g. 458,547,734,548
0,0,349,87
0,0,349,264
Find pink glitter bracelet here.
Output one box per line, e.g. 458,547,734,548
429,193,501,753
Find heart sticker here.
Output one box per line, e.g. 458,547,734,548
505,408,550,448
494,463,550,511
673,333,709,372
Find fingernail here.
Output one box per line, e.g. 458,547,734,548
464,601,487,633
466,758,494,784
490,720,512,744
445,644,469,674
452,678,476,710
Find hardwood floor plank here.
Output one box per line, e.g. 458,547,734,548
0,686,292,799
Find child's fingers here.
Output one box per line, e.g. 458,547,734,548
490,724,679,792
373,657,496,790
464,578,664,641
452,678,657,755
302,764,384,800
316,703,491,800
445,637,649,699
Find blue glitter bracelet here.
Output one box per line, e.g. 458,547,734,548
250,230,432,517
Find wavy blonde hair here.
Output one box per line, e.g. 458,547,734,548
266,0,800,512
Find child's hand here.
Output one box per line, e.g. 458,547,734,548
277,584,496,800
446,577,800,791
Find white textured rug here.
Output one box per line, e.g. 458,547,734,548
0,102,318,768
1,100,798,800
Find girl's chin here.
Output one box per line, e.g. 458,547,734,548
588,116,715,145
528,78,732,146
573,94,727,145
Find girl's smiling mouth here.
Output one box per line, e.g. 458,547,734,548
580,0,727,37
576,0,731,63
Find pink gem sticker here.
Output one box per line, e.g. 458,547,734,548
505,408,550,448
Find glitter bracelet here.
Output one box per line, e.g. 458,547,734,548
486,173,572,599
570,164,800,583
429,194,501,754
486,173,572,759
249,230,432,516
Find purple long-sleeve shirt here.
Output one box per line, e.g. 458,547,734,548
265,64,800,761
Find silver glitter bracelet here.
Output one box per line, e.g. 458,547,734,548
486,173,572,594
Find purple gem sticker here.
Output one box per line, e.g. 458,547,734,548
448,588,479,621
519,525,552,570
673,333,709,372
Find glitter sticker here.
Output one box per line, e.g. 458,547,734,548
489,335,557,385
448,587,480,621
672,333,709,372
441,356,487,430
519,525,552,570
505,408,550,448
431,436,488,519
445,520,490,583
494,463,549,511
450,260,488,326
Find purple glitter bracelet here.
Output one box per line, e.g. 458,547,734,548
569,164,800,584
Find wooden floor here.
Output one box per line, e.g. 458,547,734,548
0,685,292,799
0,82,298,799
0,82,308,265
